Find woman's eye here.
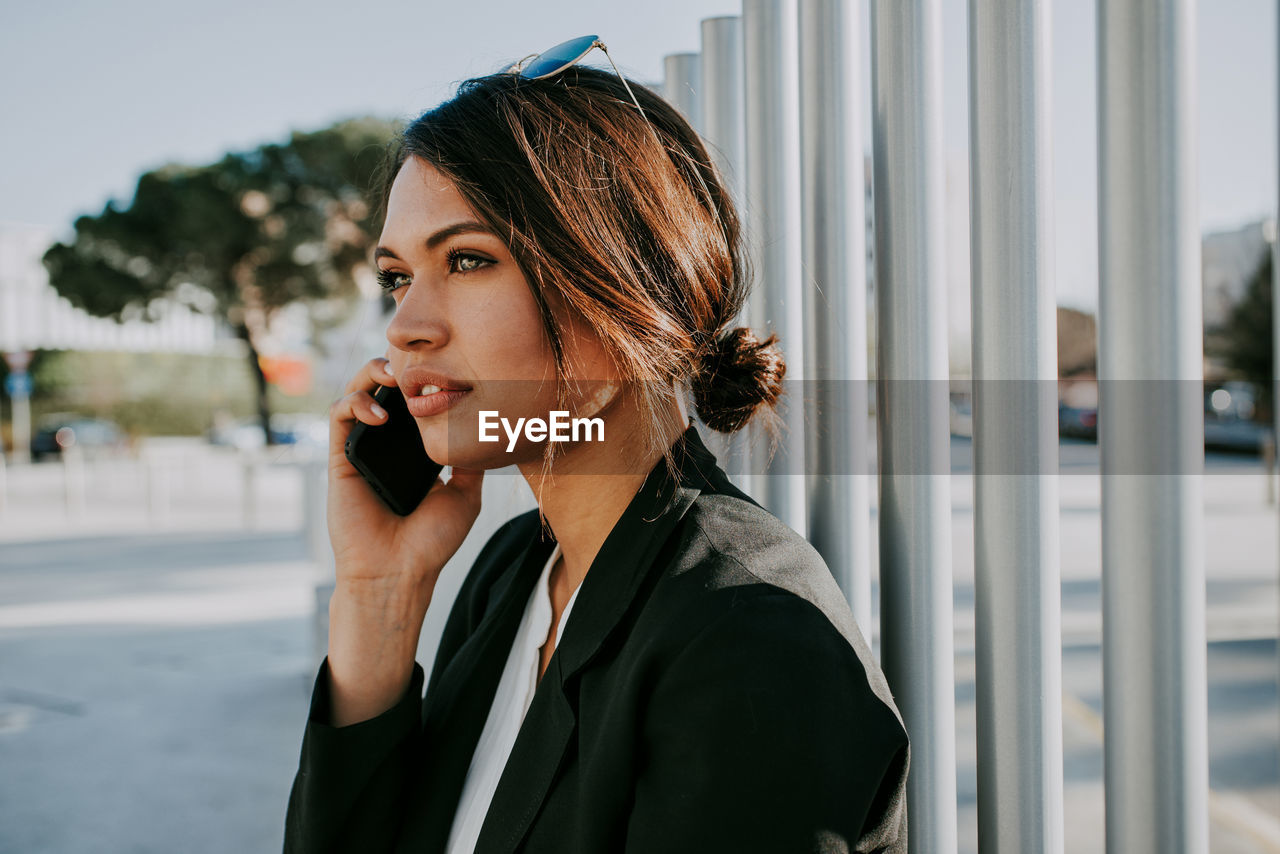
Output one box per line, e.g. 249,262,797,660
375,251,490,292
375,269,411,292
448,249,492,274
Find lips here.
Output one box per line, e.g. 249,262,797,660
405,387,471,418
399,367,473,418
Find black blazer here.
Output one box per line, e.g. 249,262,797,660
284,422,909,854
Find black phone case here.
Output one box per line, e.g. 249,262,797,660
344,384,444,516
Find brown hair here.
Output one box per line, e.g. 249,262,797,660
377,64,785,487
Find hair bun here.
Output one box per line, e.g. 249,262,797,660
691,326,786,433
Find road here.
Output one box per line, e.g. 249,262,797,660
0,438,1276,852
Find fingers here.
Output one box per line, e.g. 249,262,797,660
330,388,389,429
342,356,398,397
330,358,399,460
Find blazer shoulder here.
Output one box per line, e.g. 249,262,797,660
678,492,857,638
657,491,905,728
636,508,911,852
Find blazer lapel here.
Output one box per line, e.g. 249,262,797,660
395,527,559,854
473,422,722,854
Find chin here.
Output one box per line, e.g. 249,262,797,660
415,421,507,471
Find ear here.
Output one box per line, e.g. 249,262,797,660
575,378,621,420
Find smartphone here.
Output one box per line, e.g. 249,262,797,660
344,383,445,516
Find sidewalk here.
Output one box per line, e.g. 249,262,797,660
0,441,1277,852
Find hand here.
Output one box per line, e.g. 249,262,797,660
326,356,484,598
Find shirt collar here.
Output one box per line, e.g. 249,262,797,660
535,418,727,684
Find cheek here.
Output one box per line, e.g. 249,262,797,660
417,291,562,467
457,281,553,381
473,303,560,416
482,319,554,380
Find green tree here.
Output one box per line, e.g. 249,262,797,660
1220,250,1274,416
42,116,398,443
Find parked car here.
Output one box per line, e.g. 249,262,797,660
1058,402,1098,441
31,415,128,461
949,396,973,438
1204,383,1266,453
1055,382,1267,452
270,413,328,453
207,413,327,452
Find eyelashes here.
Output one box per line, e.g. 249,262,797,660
375,269,411,292
376,249,493,292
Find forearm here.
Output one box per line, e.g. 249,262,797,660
326,577,433,727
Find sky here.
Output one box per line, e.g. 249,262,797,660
1,0,1275,315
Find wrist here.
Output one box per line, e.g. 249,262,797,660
332,571,434,620
328,579,429,668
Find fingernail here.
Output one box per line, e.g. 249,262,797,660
383,361,394,376
371,404,387,419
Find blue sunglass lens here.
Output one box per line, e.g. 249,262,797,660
515,35,599,79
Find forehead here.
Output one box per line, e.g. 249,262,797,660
382,157,475,236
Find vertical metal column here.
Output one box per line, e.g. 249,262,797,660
968,1,1064,851
798,0,873,630
1097,2,1209,852
700,16,753,494
869,2,958,851
743,0,806,536
663,53,704,135
701,18,747,217
1274,7,1280,706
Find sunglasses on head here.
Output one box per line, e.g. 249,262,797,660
500,35,653,126
498,35,718,221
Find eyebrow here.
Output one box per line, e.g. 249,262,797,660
374,220,497,261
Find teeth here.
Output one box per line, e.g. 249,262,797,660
421,384,442,395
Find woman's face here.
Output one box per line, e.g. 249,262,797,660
377,156,618,469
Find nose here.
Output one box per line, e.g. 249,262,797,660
385,281,449,353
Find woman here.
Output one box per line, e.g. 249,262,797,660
284,51,908,854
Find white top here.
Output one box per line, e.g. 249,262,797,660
444,542,581,854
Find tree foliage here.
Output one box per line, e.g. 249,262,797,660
1220,249,1274,414
43,116,399,442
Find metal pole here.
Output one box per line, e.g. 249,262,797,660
146,457,171,526
242,454,257,530
870,1,958,851
62,444,85,519
1097,1,1209,852
798,0,872,630
968,0,1064,851
304,458,335,666
1273,0,1280,804
663,47,716,477
701,17,747,227
663,52,703,136
3,350,34,466
700,15,753,495
743,0,806,536
10,387,31,465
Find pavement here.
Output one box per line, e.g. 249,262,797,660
0,437,1277,853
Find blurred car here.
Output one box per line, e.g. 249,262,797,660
31,414,128,461
207,416,278,451
1204,383,1266,453
1058,402,1098,441
270,413,328,453
949,396,973,438
207,413,327,453
1055,382,1267,452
